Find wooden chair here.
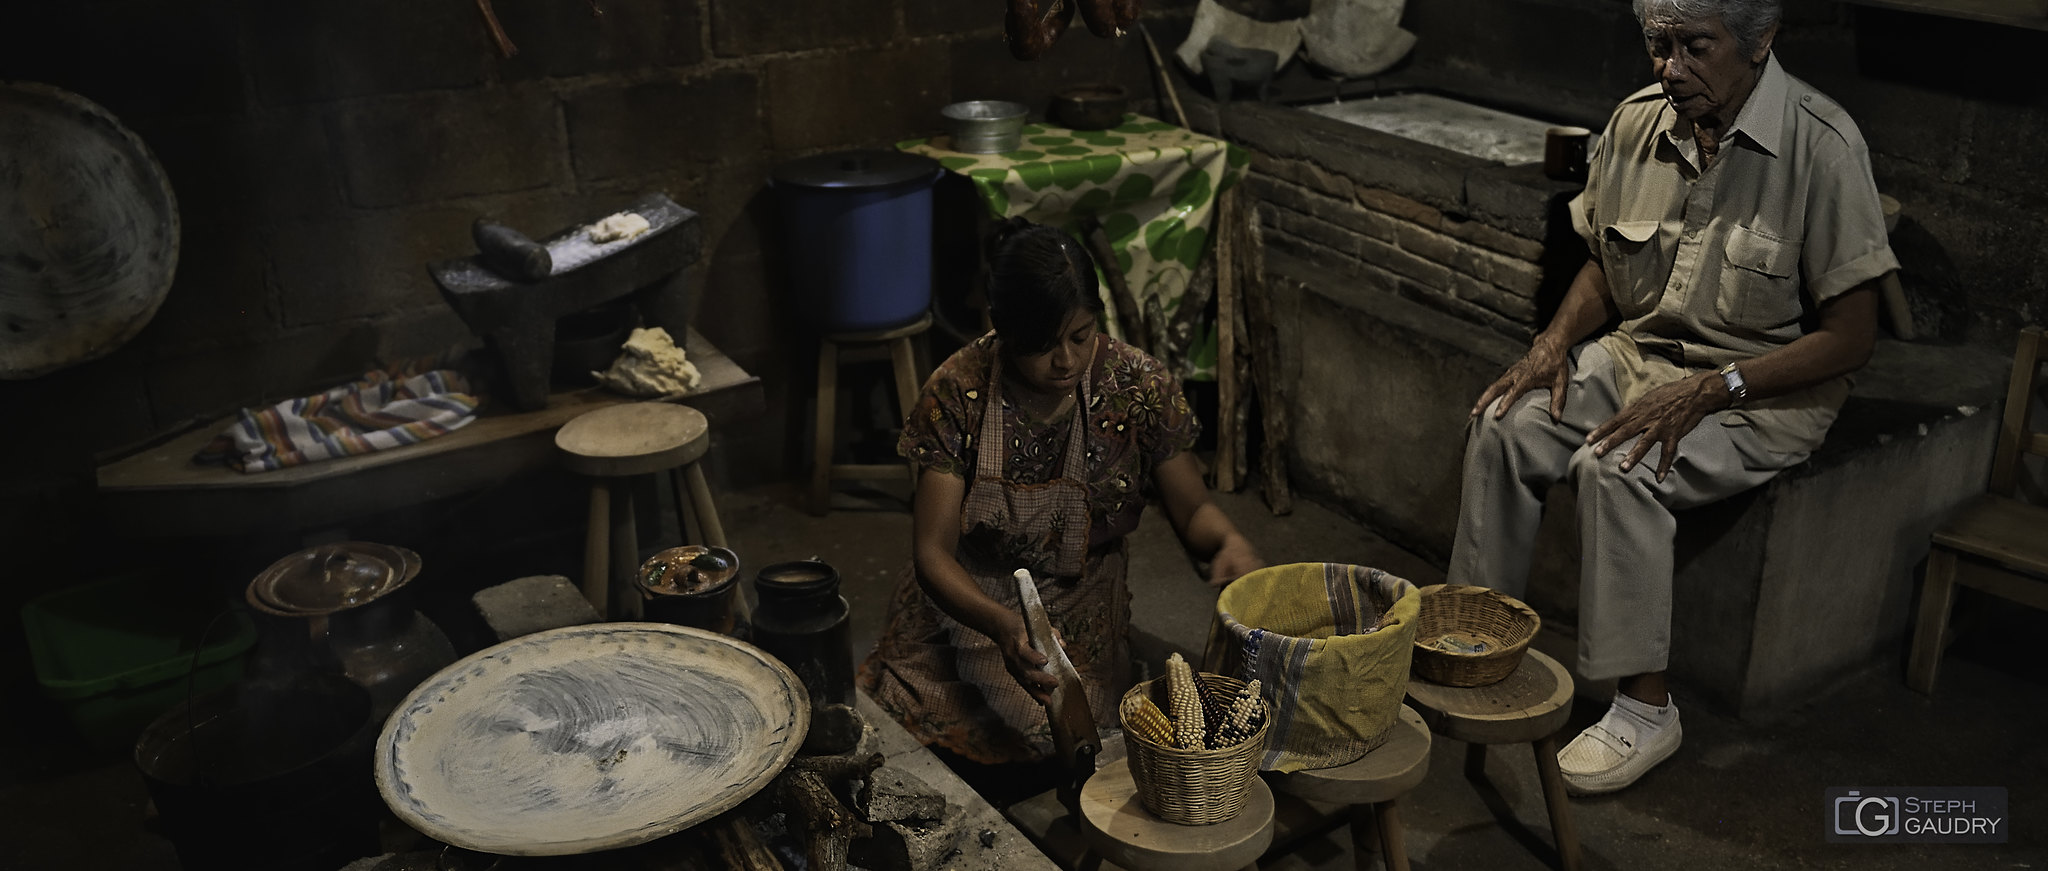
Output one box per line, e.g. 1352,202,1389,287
1906,325,2048,693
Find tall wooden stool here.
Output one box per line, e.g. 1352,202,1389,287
557,402,727,620
1266,705,1430,871
811,312,931,514
1405,648,1580,871
1078,757,1275,871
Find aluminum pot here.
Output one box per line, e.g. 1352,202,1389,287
942,100,1029,154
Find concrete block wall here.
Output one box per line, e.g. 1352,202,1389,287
0,0,1197,684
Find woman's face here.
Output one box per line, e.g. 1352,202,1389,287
1010,307,1098,394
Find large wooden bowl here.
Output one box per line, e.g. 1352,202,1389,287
374,622,809,856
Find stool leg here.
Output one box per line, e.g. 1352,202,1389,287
811,339,839,515
1464,742,1487,781
669,467,700,547
583,481,611,618
685,461,728,549
1348,803,1383,871
1533,734,1582,871
889,336,921,493
1375,801,1409,871
1906,546,1960,693
608,482,641,621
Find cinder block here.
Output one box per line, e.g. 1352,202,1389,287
494,0,703,80
566,72,763,182
327,89,569,208
268,209,473,326
245,0,487,105
50,0,245,120
142,219,276,352
711,0,894,56
766,44,951,152
904,0,994,37
945,32,1153,109
473,575,602,642
147,115,343,222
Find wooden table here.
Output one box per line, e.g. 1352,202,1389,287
95,329,760,538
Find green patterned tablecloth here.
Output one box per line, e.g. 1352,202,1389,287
901,114,1249,381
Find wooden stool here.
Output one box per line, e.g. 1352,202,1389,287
1267,705,1430,871
556,402,727,619
811,312,931,514
1406,648,1580,871
1078,757,1275,871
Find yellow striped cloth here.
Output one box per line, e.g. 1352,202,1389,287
195,369,479,473
1212,563,1420,772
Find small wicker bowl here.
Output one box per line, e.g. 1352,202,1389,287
1120,673,1269,826
1411,584,1541,688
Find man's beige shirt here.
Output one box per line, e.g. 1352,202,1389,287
1569,54,1899,455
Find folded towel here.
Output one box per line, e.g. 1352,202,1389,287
196,369,480,473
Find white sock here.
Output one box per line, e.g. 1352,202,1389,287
1610,692,1677,730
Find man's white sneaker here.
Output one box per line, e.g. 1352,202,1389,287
1557,695,1681,796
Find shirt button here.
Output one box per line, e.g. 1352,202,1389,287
1801,95,1812,103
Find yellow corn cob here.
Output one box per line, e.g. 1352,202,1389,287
1122,694,1176,748
1166,653,1206,750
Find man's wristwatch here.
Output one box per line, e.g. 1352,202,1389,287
1718,362,1749,407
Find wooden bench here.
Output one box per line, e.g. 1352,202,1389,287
94,329,760,539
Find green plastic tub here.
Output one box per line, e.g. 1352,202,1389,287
20,574,257,753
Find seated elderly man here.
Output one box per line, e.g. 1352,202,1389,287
1449,0,1896,794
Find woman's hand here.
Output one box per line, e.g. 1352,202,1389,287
1208,533,1264,588
997,616,1060,706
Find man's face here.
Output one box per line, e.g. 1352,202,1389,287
1643,14,1772,123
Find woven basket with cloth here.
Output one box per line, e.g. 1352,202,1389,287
1208,563,1420,773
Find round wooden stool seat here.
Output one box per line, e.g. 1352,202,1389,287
1270,704,1431,805
825,311,933,344
1405,648,1582,871
1079,757,1275,871
556,402,710,478
1405,647,1574,745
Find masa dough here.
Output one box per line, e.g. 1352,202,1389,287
593,327,703,397
588,211,651,243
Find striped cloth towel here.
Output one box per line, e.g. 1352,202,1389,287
196,369,480,473
1212,563,1420,772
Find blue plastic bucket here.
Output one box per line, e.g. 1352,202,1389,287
772,150,943,333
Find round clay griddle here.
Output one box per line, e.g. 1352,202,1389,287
375,622,810,856
0,82,179,379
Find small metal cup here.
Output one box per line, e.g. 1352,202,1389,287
1544,126,1592,182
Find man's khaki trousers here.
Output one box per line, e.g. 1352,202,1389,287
1447,341,1805,680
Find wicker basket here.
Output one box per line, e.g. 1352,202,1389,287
1410,584,1541,688
1120,673,1269,826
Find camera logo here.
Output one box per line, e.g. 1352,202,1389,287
1834,791,1901,837
1823,787,2007,844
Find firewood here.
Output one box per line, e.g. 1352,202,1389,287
776,766,873,871
705,812,782,871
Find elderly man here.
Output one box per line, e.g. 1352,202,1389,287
1448,0,1897,794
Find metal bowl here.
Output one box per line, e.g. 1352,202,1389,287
1051,85,1128,131
941,100,1029,154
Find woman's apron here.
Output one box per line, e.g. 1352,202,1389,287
860,343,1132,764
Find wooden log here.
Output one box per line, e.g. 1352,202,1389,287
1244,209,1293,514
776,766,874,871
1215,187,1241,493
1081,218,1150,354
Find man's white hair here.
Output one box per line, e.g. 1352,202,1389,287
1633,0,1782,58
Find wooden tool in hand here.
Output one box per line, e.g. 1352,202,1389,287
1014,568,1101,814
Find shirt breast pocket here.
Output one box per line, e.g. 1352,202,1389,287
1599,220,1668,317
1716,225,1805,328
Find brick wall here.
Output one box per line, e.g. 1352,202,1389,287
0,0,1195,680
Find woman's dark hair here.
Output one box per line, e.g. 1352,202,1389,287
985,217,1105,355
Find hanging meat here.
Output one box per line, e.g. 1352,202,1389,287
1006,0,1074,60
1078,0,1142,38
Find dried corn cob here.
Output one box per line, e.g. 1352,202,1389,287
1194,673,1231,747
1122,694,1176,748
1166,653,1206,750
1212,679,1266,748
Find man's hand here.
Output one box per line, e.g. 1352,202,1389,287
1473,336,1572,421
997,616,1059,705
1586,371,1729,481
1207,533,1264,589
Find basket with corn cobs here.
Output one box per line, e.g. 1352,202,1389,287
1119,653,1269,825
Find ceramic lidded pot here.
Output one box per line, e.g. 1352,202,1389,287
244,542,457,723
